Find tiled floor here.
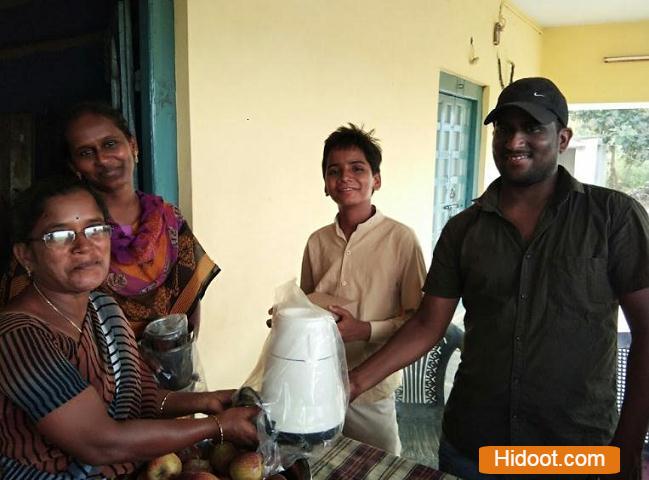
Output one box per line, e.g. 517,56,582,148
397,313,463,469
397,403,444,469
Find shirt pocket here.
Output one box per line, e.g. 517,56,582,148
548,256,614,311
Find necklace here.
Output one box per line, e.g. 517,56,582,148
32,281,83,335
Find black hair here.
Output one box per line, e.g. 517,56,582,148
322,123,382,178
62,101,134,148
11,175,109,245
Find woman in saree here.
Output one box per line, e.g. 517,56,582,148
2,104,218,339
0,176,257,479
61,102,218,338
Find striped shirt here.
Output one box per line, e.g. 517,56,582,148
0,292,159,479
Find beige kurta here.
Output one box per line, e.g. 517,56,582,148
301,209,426,403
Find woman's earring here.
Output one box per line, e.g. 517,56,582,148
135,153,139,164
67,162,82,179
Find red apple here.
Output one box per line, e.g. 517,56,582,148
147,452,182,480
209,441,238,475
229,452,263,480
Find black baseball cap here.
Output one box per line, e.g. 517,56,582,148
484,77,569,127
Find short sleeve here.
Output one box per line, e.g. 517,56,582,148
424,217,465,298
608,197,649,294
0,319,88,423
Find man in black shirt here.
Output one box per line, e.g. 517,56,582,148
349,77,649,479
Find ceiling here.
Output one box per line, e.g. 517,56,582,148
509,0,649,27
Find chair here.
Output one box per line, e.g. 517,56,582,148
395,323,464,467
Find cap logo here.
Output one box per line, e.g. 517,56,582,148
533,92,545,97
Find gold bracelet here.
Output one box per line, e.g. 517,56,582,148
211,415,224,444
159,391,173,415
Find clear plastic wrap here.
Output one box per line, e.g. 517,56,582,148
238,280,349,476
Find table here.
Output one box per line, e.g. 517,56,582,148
309,436,460,480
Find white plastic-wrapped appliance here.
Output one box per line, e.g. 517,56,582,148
261,306,347,442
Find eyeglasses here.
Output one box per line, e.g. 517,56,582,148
28,224,112,249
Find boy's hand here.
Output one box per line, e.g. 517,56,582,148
328,305,371,342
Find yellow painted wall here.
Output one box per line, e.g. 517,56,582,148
174,0,543,389
542,21,649,104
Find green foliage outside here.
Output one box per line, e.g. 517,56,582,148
571,109,649,205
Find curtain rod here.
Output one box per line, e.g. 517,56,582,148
603,55,649,63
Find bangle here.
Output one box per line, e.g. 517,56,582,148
159,391,173,415
211,415,224,445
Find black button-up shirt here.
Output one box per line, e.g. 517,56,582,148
424,166,649,459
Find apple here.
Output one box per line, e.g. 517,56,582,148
147,452,182,480
229,452,263,480
177,472,222,480
209,441,238,475
182,458,212,473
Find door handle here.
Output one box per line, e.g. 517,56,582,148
443,203,460,210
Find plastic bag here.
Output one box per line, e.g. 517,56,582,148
139,313,207,392
238,279,349,476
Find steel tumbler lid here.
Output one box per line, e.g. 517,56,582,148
142,313,189,352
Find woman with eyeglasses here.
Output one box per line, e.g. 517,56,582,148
0,176,258,479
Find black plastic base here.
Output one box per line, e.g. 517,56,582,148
275,426,341,446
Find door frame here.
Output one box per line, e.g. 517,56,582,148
138,0,178,205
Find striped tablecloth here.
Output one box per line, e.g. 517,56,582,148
309,436,460,480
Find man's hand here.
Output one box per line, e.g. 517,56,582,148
328,305,370,342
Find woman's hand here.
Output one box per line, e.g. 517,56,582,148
218,406,260,448
328,305,370,342
159,389,238,417
204,389,236,414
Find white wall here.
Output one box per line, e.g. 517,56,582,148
174,0,544,389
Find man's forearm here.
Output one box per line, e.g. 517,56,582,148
349,295,458,399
